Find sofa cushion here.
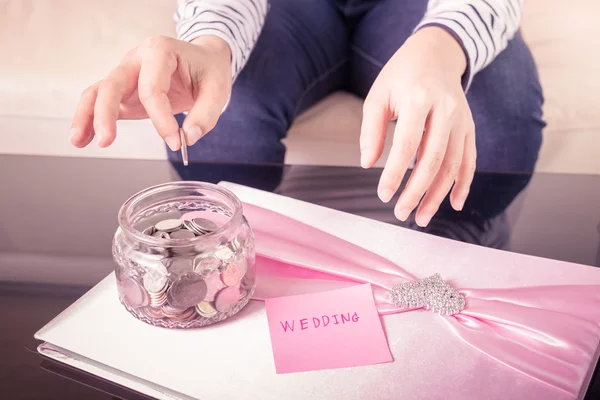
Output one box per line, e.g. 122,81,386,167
0,0,176,119
520,0,600,174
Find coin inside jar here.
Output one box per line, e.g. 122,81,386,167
143,264,168,293
152,231,171,239
221,264,242,287
214,245,234,261
191,218,218,234
196,301,218,318
193,255,221,274
172,308,197,323
182,219,200,234
214,286,240,313
148,289,168,308
169,229,196,240
203,270,226,302
167,273,208,309
154,219,183,232
161,303,188,317
167,258,193,279
119,277,148,308
142,226,155,236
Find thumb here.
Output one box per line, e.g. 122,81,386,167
181,81,229,146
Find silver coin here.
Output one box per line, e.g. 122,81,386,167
179,127,188,167
149,290,168,308
162,303,188,316
192,218,218,233
119,277,148,308
171,308,197,322
182,220,202,235
193,255,222,274
142,226,155,236
186,222,207,235
167,258,193,279
155,219,183,232
214,286,240,313
214,245,234,261
143,264,168,293
167,273,208,309
169,229,197,240
195,301,217,318
152,231,171,239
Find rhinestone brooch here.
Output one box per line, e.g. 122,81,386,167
390,273,466,316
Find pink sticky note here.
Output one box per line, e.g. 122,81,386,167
264,283,393,374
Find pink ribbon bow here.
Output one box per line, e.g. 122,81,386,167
242,202,600,398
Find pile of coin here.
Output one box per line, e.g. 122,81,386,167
142,217,219,240
117,216,253,328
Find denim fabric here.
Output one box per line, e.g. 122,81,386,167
170,0,545,172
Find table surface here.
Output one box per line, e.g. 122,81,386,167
1,154,599,400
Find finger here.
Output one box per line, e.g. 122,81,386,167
118,89,150,119
360,91,392,169
415,129,465,227
70,83,99,148
377,99,430,204
450,123,477,211
119,101,147,120
138,48,179,151
94,63,140,147
182,77,230,146
394,102,454,221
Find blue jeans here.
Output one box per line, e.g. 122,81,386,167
171,0,545,172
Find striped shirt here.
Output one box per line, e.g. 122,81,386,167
174,0,522,90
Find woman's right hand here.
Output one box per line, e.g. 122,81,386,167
70,35,232,151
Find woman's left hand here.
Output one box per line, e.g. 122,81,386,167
360,26,477,227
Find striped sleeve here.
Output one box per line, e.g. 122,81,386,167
174,0,268,82
416,0,523,90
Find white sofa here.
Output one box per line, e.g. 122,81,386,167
1,0,598,174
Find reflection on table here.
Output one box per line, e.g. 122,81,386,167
173,161,532,251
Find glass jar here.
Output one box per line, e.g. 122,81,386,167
112,181,256,329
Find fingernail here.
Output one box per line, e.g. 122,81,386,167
186,125,203,145
395,207,411,221
165,136,180,151
416,212,432,227
69,128,78,144
379,189,394,203
360,148,370,168
96,131,106,147
455,198,465,211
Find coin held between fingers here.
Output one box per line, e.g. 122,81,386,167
179,128,188,166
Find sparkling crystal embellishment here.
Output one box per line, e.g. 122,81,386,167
390,273,465,315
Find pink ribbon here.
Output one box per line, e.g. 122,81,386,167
242,203,600,398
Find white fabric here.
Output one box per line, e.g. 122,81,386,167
35,182,600,400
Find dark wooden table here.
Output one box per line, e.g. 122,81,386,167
1,155,598,399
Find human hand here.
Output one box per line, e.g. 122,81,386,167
70,35,232,150
360,26,477,227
